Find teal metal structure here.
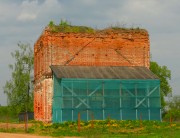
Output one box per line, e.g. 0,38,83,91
52,77,161,122
51,65,161,122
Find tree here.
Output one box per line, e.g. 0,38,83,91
3,43,34,115
150,61,172,108
164,96,180,121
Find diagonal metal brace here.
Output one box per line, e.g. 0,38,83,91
62,84,90,108
135,86,159,108
75,84,102,108
122,85,147,107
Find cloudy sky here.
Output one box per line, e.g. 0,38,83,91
0,0,179,105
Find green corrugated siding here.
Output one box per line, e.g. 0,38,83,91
53,76,161,123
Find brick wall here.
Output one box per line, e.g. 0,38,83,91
34,28,150,122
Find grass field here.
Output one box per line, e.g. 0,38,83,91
0,119,180,138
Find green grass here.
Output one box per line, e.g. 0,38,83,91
48,25,146,34
29,120,180,137
49,24,95,33
0,120,180,137
48,20,146,34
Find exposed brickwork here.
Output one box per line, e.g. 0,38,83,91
34,27,150,122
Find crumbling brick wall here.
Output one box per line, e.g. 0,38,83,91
34,28,150,122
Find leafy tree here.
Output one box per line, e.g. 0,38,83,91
3,43,34,115
150,61,172,108
164,96,180,121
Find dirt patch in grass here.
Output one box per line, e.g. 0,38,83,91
0,132,53,138
0,123,33,129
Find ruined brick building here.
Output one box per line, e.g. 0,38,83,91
34,25,161,122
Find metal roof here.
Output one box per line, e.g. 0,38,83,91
50,65,159,80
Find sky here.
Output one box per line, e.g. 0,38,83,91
0,0,180,105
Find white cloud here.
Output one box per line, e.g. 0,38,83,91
17,13,37,21
17,0,39,21
126,0,161,14
16,0,62,22
0,2,18,22
76,0,97,5
38,0,62,16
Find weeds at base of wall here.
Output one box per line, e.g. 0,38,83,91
3,120,180,137
0,119,180,137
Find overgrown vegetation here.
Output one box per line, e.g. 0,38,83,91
164,96,180,121
108,22,146,32
48,20,95,33
48,20,146,33
0,106,19,123
0,120,179,137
